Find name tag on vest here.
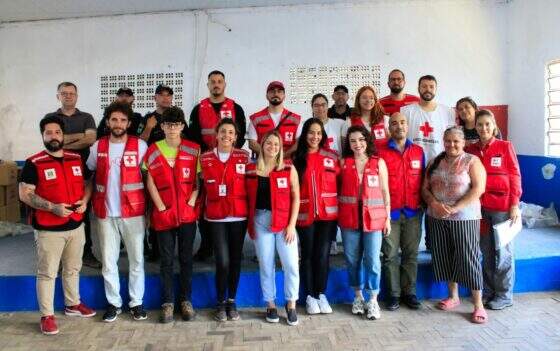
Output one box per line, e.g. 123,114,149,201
411,160,421,169
182,167,190,178
219,184,227,196
72,166,82,176
236,163,245,174
44,168,57,180
367,174,379,187
277,177,288,189
491,157,502,167
323,158,334,168
220,110,232,119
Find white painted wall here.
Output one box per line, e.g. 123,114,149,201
0,0,511,160
507,0,560,156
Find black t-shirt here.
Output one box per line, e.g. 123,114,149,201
20,155,89,231
463,127,503,144
96,112,144,139
328,104,351,120
141,111,190,145
188,101,246,152
44,109,97,163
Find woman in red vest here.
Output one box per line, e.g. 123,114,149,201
246,130,300,326
200,118,249,322
339,125,391,320
144,107,199,323
341,86,388,150
292,118,339,315
465,110,521,311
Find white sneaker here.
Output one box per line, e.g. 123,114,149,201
351,298,365,315
306,295,321,315
318,294,333,314
366,300,381,320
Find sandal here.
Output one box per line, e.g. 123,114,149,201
437,298,460,311
471,307,488,324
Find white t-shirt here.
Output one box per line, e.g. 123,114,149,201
87,138,148,217
322,118,345,153
247,109,304,141
401,103,455,161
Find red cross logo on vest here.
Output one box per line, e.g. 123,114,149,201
373,128,386,139
419,122,434,137
123,155,136,167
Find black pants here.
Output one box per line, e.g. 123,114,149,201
210,220,247,302
197,218,214,256
297,220,337,298
157,223,196,304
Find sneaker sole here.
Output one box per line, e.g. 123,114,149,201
64,310,96,318
352,310,364,315
227,316,241,321
102,316,118,323
214,316,227,322
182,314,196,321
41,328,59,335
132,315,148,321
286,319,299,326
266,317,280,323
487,303,513,310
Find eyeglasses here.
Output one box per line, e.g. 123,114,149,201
312,103,328,108
163,123,184,129
59,92,76,97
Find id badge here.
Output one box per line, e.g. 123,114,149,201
219,184,227,197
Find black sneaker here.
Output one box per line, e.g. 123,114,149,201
265,308,279,323
102,304,121,323
226,300,240,321
402,294,421,310
285,306,298,326
386,296,400,311
214,303,227,322
130,304,148,320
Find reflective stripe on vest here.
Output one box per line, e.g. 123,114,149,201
253,115,269,125
123,182,144,191
147,150,161,166
180,145,198,156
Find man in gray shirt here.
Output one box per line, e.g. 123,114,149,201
44,82,99,268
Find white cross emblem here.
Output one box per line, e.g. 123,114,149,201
123,155,137,167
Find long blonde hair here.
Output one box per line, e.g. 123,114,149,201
256,131,285,173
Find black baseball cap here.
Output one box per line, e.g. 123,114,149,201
116,87,134,96
333,85,349,94
155,84,174,95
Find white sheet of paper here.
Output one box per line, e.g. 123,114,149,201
493,219,522,249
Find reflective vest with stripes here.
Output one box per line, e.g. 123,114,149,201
246,163,292,239
92,136,146,219
249,108,301,151
200,148,249,220
349,116,388,150
297,148,339,226
198,98,236,150
29,150,85,227
377,142,424,211
465,138,522,212
145,139,200,231
338,156,387,232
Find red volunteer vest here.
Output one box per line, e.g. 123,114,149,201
30,150,85,227
466,138,522,212
198,98,236,150
377,141,424,211
349,116,388,150
145,139,200,231
297,148,339,226
338,157,387,232
200,148,249,220
92,136,145,219
250,108,301,152
379,94,421,116
246,163,292,239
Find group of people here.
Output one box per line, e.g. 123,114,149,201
19,69,522,335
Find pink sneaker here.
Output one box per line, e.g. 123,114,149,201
40,315,59,335
65,302,96,317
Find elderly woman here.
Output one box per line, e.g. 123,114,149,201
466,110,522,310
422,127,488,324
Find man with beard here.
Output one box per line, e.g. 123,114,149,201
86,101,149,323
97,88,144,138
19,115,96,335
379,70,420,116
327,85,352,120
248,81,301,158
140,84,179,145
188,70,246,261
401,75,455,161
377,113,425,311
44,82,100,268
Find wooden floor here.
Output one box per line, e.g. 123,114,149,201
1,292,559,350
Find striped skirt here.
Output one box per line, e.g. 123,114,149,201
426,216,483,290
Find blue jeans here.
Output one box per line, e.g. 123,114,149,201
342,228,382,295
254,210,299,303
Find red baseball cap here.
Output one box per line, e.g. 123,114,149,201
267,81,285,92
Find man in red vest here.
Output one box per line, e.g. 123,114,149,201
86,101,148,323
248,81,302,158
379,69,420,116
377,112,425,312
188,70,246,261
19,115,96,335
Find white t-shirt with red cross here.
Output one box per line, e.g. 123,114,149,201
401,103,455,161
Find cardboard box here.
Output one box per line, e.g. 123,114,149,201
4,184,18,205
0,161,18,185
0,206,6,221
5,203,20,223
0,187,4,207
